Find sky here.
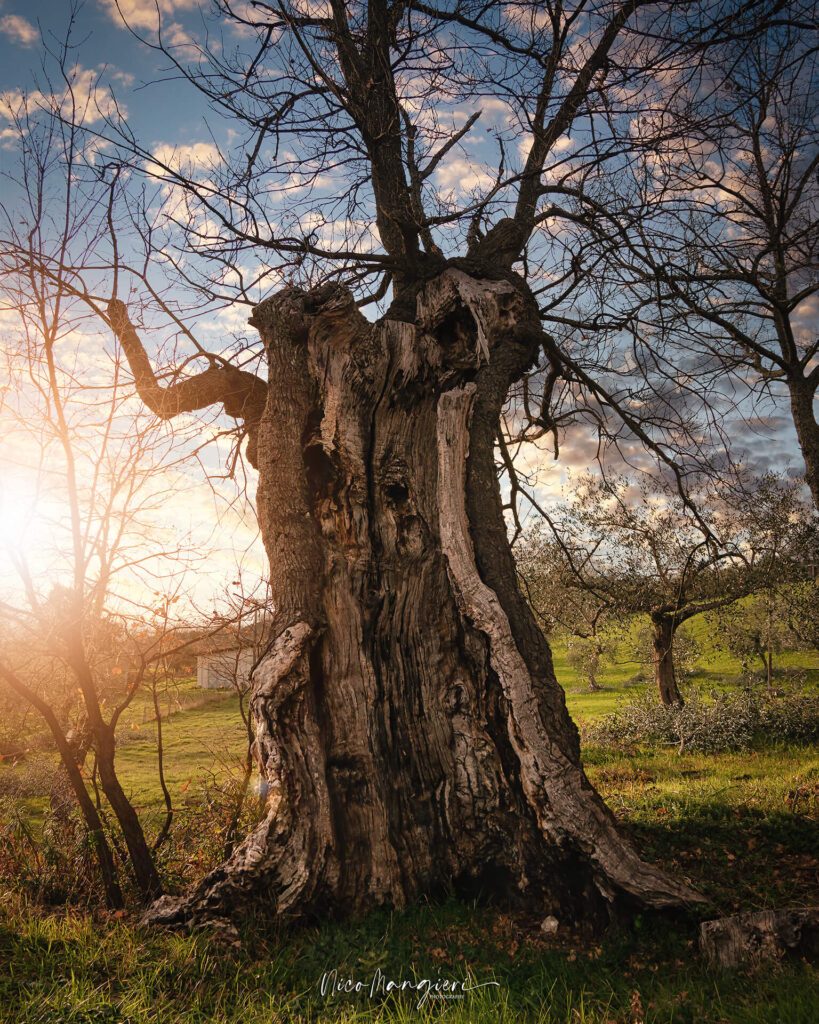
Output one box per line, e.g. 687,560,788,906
0,0,810,618
0,1,274,614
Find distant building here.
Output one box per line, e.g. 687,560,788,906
196,648,255,690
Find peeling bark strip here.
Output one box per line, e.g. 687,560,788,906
437,386,702,908
142,271,702,932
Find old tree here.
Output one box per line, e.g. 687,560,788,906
13,0,792,929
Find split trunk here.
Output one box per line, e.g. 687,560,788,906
145,270,700,931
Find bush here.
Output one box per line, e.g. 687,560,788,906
0,798,108,906
0,757,55,800
154,773,267,890
585,686,819,753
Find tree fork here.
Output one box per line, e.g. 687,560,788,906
138,271,704,933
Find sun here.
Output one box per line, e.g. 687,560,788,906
0,477,41,555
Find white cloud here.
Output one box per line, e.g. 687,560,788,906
153,140,221,173
290,0,331,16
96,0,201,32
0,66,126,133
504,5,550,31
163,20,197,53
108,67,136,87
0,13,37,46
434,157,493,193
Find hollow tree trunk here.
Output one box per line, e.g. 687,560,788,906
145,269,701,931
650,614,684,707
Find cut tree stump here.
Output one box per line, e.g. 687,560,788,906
700,908,819,968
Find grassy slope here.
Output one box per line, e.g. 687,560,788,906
1,638,818,1023
554,612,819,721
114,688,249,817
0,679,250,826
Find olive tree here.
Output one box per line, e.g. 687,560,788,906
6,0,787,931
525,473,805,706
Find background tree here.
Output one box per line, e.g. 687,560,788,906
517,524,620,692
713,593,789,689
632,620,700,688
0,334,164,904
712,519,819,686
0,82,215,903
782,581,819,653
527,473,804,706
561,18,819,504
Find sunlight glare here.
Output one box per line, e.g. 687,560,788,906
0,477,40,554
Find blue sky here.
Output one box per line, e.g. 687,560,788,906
0,2,222,149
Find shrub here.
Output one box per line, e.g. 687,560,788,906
154,773,267,890
0,757,55,800
0,798,108,906
585,686,819,753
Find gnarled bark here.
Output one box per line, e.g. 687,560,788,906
141,270,703,932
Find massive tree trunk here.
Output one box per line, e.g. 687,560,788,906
650,614,684,707
144,269,701,931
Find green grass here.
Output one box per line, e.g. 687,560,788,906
4,617,817,823
1,646,818,1022
583,744,819,914
1,876,818,1024
0,679,250,829
114,692,249,816
553,613,819,723
2,731,817,1022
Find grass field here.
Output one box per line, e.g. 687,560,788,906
4,616,817,817
1,737,816,1024
114,689,250,817
553,612,819,720
0,626,817,1023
